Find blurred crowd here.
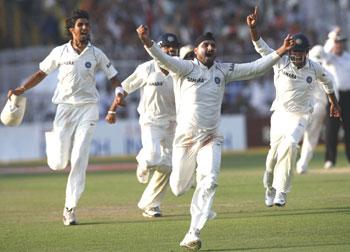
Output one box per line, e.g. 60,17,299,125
1,0,350,123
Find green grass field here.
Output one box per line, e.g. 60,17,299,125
0,147,349,252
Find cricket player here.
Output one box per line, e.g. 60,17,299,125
7,10,123,226
106,33,179,218
247,7,341,207
296,45,330,174
136,23,295,250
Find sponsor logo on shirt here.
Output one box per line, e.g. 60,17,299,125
61,61,74,65
215,77,221,85
149,81,163,86
85,61,92,68
306,76,312,83
282,70,296,79
187,77,205,83
229,63,235,71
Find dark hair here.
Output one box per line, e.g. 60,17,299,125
65,9,89,39
194,32,215,47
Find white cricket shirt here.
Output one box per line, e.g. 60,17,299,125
323,51,350,91
121,60,176,124
145,43,281,134
39,41,118,105
253,38,334,113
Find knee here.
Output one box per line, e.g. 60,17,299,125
199,177,217,194
156,165,171,174
47,159,67,171
170,183,185,197
144,151,161,167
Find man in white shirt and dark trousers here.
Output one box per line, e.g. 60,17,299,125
7,10,123,226
106,33,179,218
247,7,341,208
323,29,350,169
136,23,295,250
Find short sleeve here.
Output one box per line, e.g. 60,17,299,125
121,63,149,94
39,47,61,74
96,48,118,79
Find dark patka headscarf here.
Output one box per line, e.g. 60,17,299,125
194,32,216,47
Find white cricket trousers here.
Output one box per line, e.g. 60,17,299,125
137,121,176,210
264,110,310,193
45,103,98,209
170,132,222,231
297,101,327,171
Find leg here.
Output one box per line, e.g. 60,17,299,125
339,91,350,162
170,144,198,197
264,111,282,206
65,120,96,209
189,139,222,231
136,124,163,184
297,102,327,173
273,112,309,205
180,138,222,250
325,103,340,166
46,105,74,170
138,170,170,216
137,122,175,215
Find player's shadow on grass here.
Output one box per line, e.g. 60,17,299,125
216,206,350,219
201,241,350,251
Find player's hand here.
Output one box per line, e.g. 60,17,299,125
247,6,258,28
330,102,341,118
7,87,25,100
105,113,117,124
276,34,295,56
283,34,295,50
115,94,126,107
136,25,153,48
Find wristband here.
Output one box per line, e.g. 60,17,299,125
115,86,124,96
108,111,116,114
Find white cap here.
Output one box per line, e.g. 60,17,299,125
179,45,194,59
1,95,27,126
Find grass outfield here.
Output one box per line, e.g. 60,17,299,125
0,147,349,252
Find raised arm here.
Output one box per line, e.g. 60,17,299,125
229,34,295,81
136,25,192,76
247,6,274,56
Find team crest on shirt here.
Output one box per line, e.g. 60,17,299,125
306,76,312,83
215,77,221,85
85,61,92,68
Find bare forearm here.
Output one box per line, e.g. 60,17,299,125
140,36,153,48
110,75,122,89
327,92,337,104
249,27,260,42
20,70,46,91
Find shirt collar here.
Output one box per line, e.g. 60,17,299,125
193,58,215,69
67,40,92,54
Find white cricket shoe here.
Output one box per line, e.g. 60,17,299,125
265,188,276,207
273,191,287,207
63,207,78,226
324,161,334,169
142,206,162,218
136,165,149,184
180,229,201,251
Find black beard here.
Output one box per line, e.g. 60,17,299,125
80,34,90,44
